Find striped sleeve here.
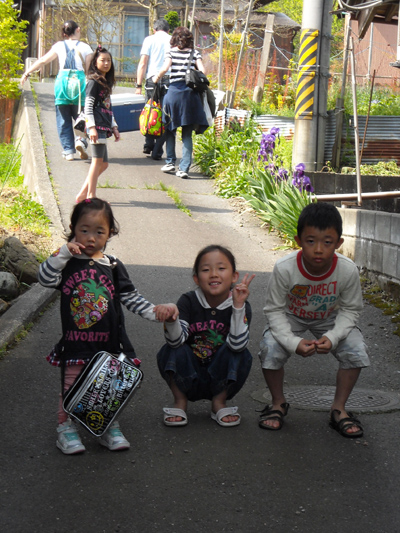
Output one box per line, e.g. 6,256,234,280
120,290,156,321
163,318,189,347
226,305,250,352
38,244,72,288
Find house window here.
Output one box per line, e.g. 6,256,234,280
89,14,149,76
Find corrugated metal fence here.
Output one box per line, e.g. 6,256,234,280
215,108,400,165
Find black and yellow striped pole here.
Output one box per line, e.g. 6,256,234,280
295,29,319,120
292,0,333,171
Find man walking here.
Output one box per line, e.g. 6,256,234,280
135,19,171,160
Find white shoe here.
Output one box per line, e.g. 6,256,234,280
176,170,189,179
75,139,88,160
161,163,176,173
99,421,130,451
63,153,74,161
56,420,86,454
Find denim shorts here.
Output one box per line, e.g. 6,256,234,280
157,342,252,401
259,313,370,370
89,130,108,162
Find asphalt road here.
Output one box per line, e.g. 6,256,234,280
0,82,399,533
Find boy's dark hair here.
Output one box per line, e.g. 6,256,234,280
62,20,78,38
193,245,236,276
67,198,120,244
170,26,194,49
88,46,115,96
297,202,343,238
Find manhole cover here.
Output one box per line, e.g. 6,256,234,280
251,386,400,413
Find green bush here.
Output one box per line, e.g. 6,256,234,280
243,168,314,247
0,0,28,99
327,80,400,116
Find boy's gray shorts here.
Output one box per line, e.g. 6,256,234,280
259,313,370,370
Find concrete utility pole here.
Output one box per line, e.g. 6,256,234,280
292,0,333,171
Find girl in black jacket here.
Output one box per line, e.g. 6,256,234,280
76,47,120,202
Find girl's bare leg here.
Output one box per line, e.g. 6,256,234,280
165,373,188,423
212,389,239,424
76,158,108,202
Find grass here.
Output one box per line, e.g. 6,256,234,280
0,141,53,263
146,181,192,217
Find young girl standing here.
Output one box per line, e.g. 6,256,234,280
157,245,255,427
39,198,178,454
76,47,119,203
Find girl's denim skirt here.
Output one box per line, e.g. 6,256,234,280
157,342,252,401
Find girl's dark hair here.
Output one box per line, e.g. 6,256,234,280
193,245,236,276
88,46,115,96
170,26,194,49
62,21,79,38
67,198,120,245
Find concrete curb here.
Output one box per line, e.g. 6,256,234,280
0,83,64,350
0,284,58,349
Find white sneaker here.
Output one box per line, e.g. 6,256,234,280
176,170,189,179
63,153,74,161
161,163,176,173
75,139,89,160
56,420,86,455
99,421,130,451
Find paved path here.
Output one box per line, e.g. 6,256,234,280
0,82,400,532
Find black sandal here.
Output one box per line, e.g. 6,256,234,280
329,409,363,439
258,402,290,431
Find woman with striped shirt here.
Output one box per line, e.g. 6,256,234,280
153,27,209,179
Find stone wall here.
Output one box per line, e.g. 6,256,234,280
339,208,400,298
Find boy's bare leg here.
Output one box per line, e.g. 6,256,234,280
331,367,362,434
165,373,188,423
261,367,287,429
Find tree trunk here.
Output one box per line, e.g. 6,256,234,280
0,98,20,143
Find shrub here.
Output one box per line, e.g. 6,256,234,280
0,0,28,99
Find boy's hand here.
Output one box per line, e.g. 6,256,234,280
296,338,317,357
153,303,179,322
232,273,256,308
314,336,332,353
66,240,85,256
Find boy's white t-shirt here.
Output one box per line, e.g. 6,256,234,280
51,40,93,71
264,250,363,353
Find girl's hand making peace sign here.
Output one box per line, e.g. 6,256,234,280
232,273,255,309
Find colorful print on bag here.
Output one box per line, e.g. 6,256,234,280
139,99,164,137
63,351,143,436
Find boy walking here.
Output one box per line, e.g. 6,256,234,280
258,202,369,438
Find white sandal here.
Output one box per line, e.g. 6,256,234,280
211,406,241,427
163,407,188,427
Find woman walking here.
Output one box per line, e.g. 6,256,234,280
152,26,209,179
21,20,93,161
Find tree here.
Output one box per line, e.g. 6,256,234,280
165,11,181,33
44,0,124,47
133,0,169,31
260,0,344,63
0,0,28,99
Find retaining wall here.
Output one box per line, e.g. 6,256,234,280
339,208,400,298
